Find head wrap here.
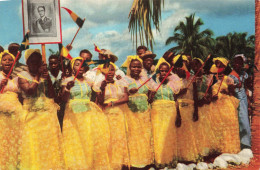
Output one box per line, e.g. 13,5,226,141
71,56,83,69
102,49,118,62
121,55,143,76
213,57,229,67
97,62,116,75
24,49,41,63
193,58,203,65
0,50,15,63
154,57,171,72
173,54,189,64
234,54,246,62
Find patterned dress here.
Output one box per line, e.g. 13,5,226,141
0,71,23,169
93,79,130,169
18,71,65,169
210,75,240,153
62,76,110,169
151,75,180,165
123,75,156,167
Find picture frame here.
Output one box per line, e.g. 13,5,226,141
22,0,62,44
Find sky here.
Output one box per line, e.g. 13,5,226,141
0,0,255,66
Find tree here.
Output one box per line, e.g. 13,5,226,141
165,13,214,59
128,0,164,51
214,32,255,61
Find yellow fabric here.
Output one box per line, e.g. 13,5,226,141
209,77,240,153
62,101,111,169
0,92,23,169
193,58,203,65
121,55,142,68
70,56,83,69
210,64,218,73
177,99,199,162
19,96,65,169
154,58,171,72
173,54,189,64
213,57,229,66
104,104,130,169
151,100,177,164
97,62,116,75
0,50,15,62
24,49,41,63
126,94,153,167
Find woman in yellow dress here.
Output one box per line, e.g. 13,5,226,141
94,62,130,169
61,57,110,169
18,49,64,169
0,51,23,169
173,55,199,162
210,57,240,154
149,58,180,166
121,55,155,168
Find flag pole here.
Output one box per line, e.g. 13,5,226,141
73,59,85,81
70,18,86,45
137,76,153,90
41,44,46,63
155,66,174,92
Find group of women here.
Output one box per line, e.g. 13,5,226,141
0,48,241,169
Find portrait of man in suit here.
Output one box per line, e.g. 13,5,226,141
32,5,52,33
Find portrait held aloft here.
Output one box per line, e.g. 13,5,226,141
22,0,62,44
33,6,52,33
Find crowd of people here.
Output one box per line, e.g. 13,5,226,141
0,43,252,169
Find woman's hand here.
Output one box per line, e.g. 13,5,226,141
66,81,75,90
100,80,107,91
148,91,156,104
128,88,138,95
0,79,8,88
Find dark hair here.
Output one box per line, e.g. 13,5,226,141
136,46,147,52
37,6,45,11
162,51,174,60
8,43,20,56
48,55,59,61
27,52,42,64
0,46,4,53
159,62,170,70
79,49,92,58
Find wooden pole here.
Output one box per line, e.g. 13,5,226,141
41,44,46,63
70,18,86,45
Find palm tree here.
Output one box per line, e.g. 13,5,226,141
128,0,164,51
165,13,214,59
214,32,254,60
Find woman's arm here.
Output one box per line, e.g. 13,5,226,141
105,87,129,108
18,75,40,95
61,81,74,102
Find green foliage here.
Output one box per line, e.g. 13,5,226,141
49,49,60,56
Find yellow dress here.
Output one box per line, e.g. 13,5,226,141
193,75,217,157
18,71,65,169
93,79,130,169
62,77,110,170
151,77,179,165
177,76,199,162
124,76,155,167
0,72,23,169
210,75,240,153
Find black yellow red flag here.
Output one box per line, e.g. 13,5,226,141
62,7,85,28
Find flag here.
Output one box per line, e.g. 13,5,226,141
82,59,110,67
94,44,103,53
62,7,85,28
19,32,29,51
59,44,73,60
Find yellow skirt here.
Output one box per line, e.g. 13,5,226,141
104,104,130,169
177,99,199,162
0,92,23,169
20,96,65,170
125,99,153,167
151,100,177,164
62,101,110,170
194,103,217,156
210,94,240,154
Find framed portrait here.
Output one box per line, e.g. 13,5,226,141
22,0,62,44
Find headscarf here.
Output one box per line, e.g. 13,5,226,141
24,49,41,63
97,62,116,75
173,54,189,64
71,56,83,69
121,55,143,76
234,54,246,62
213,57,229,67
154,57,171,72
0,50,15,63
193,57,203,65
